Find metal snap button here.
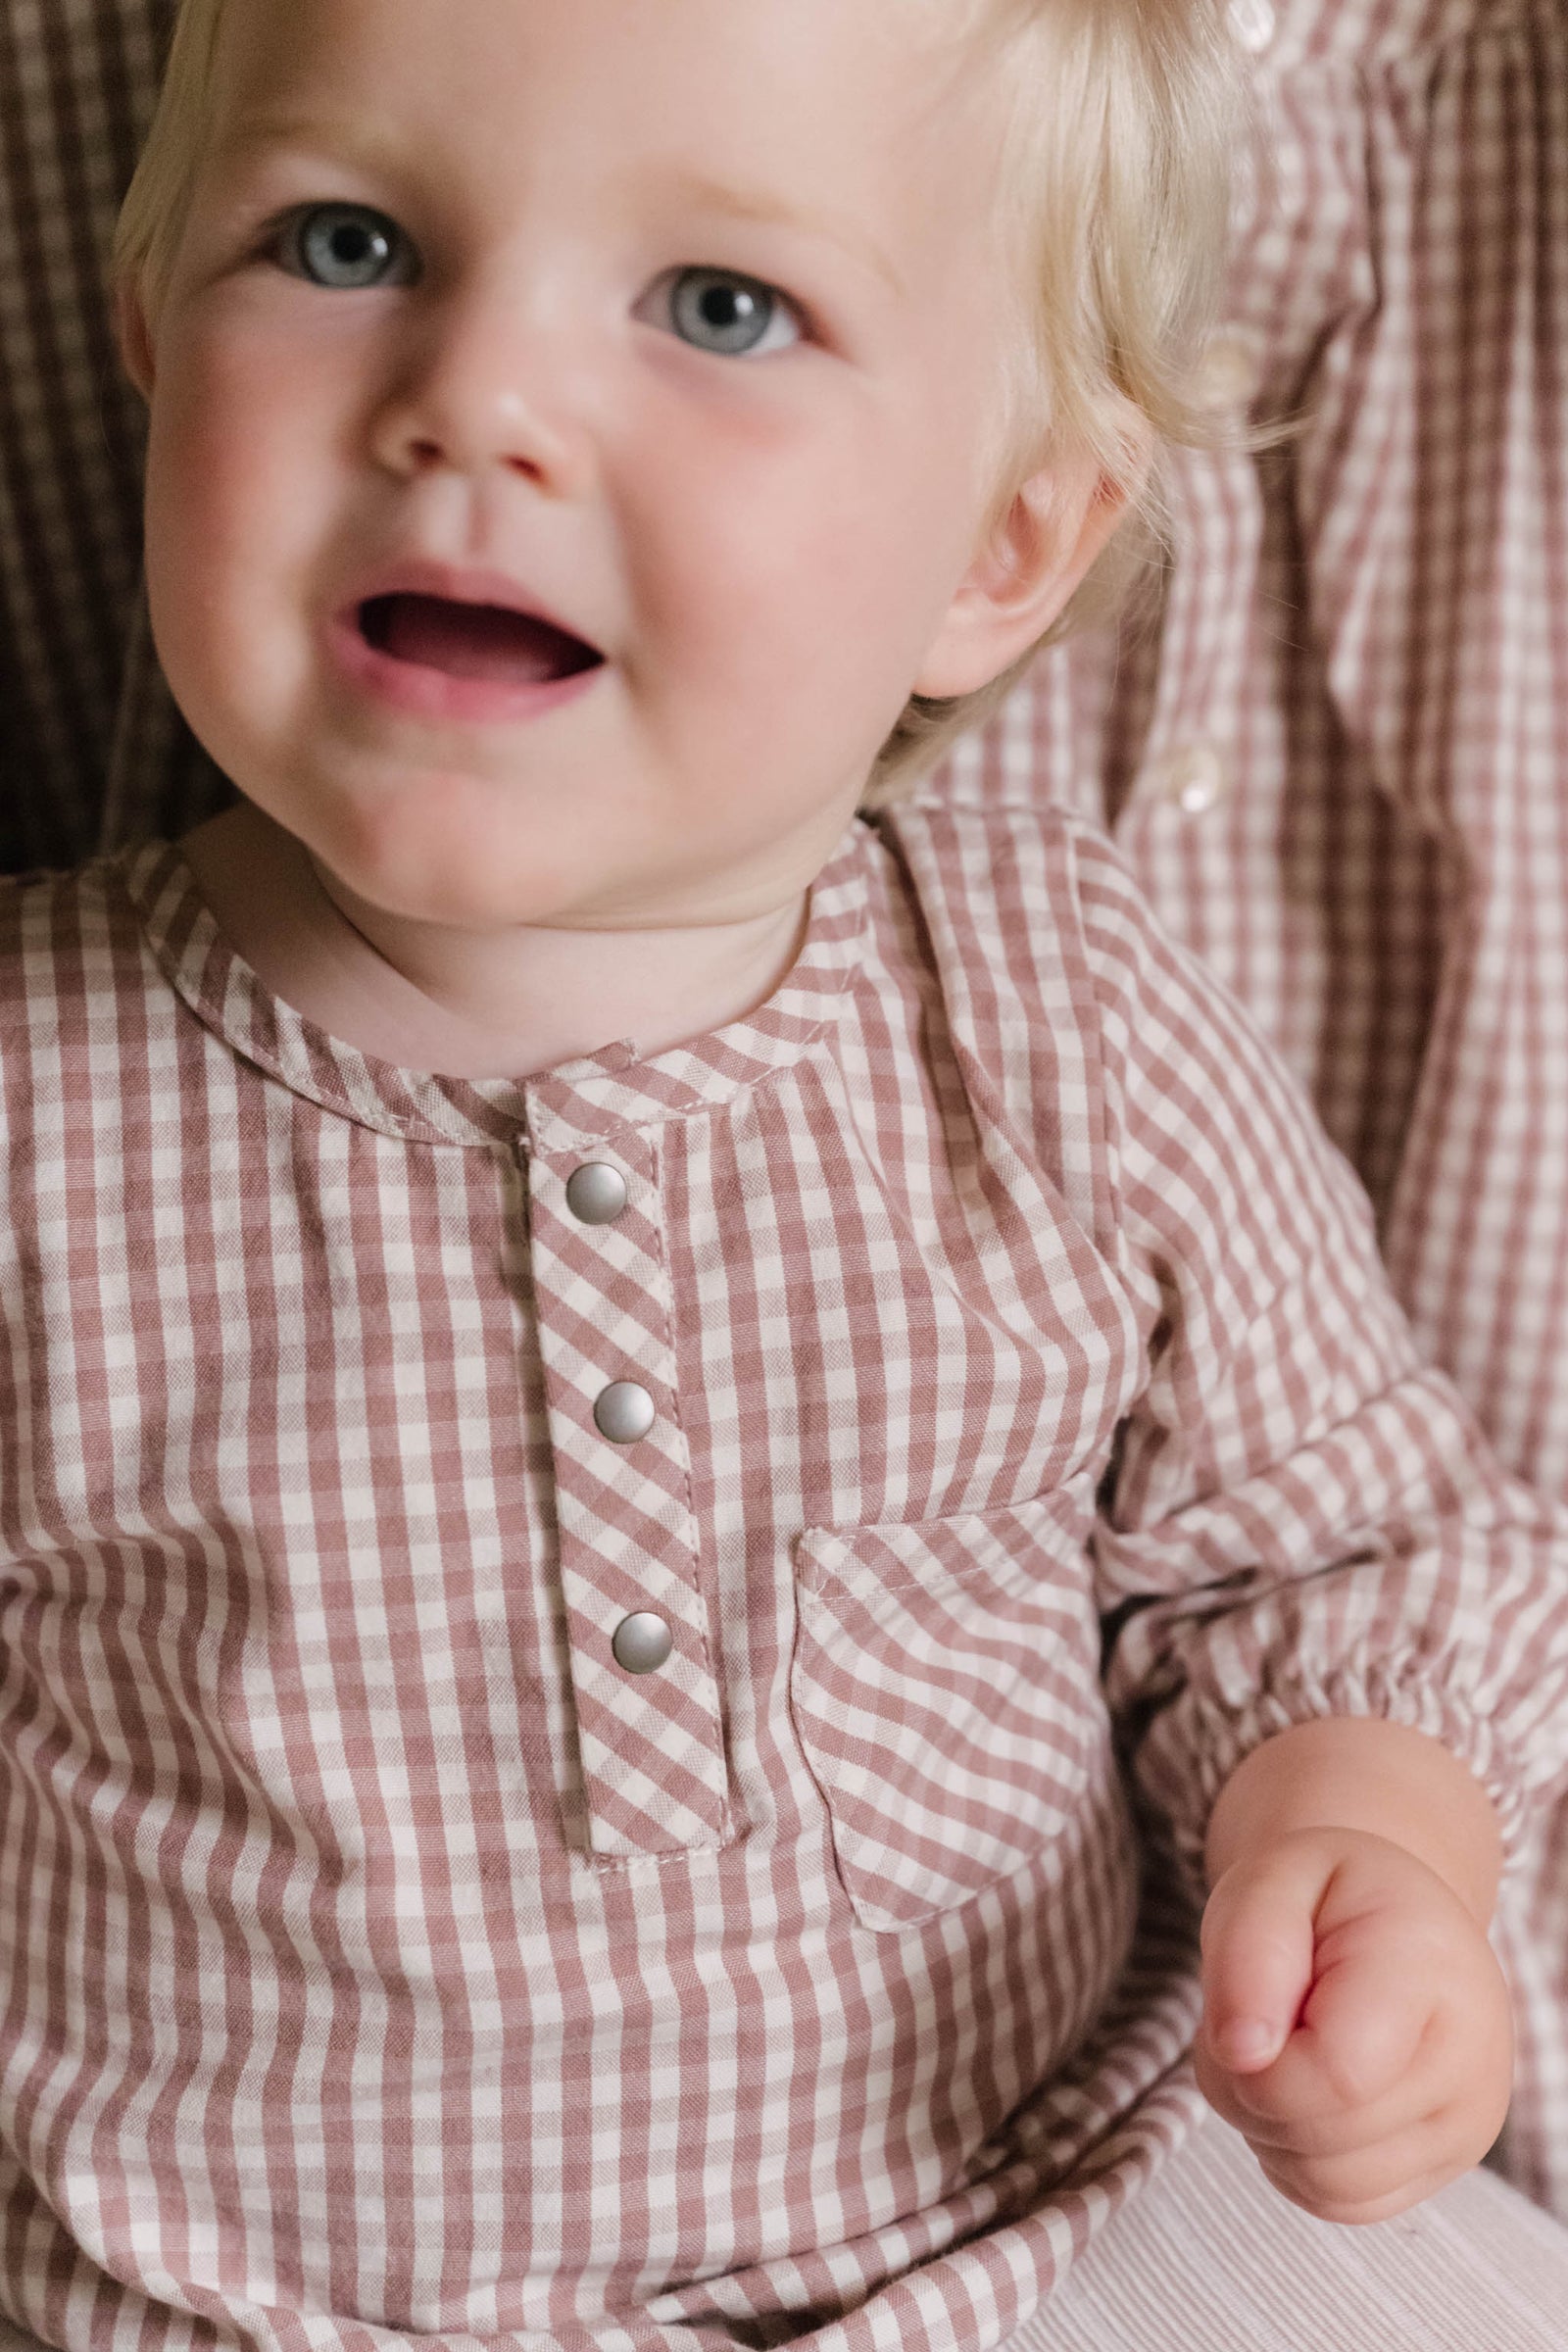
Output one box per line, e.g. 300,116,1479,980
1157,744,1228,816
566,1163,629,1226
612,1612,675,1675
594,1381,657,1445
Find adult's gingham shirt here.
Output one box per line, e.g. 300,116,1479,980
4,808,1568,2352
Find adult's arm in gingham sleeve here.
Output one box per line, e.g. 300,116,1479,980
1073,825,1568,1878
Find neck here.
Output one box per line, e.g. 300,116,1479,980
179,805,811,1079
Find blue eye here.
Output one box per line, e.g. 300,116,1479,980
666,269,799,358
283,204,415,290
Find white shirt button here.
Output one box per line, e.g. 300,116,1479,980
1156,745,1229,816
1228,0,1276,52
594,1382,657,1445
612,1612,675,1676
566,1162,629,1225
1196,330,1260,413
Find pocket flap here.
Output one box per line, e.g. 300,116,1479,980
791,1486,1106,1931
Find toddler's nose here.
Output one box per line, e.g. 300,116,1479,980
369,287,593,495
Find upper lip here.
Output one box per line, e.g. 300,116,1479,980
336,558,603,658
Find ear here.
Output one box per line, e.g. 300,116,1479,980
912,440,1143,700
115,280,158,401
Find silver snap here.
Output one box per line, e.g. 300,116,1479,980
566,1163,629,1226
612,1611,675,1676
594,1381,657,1445
1156,744,1228,816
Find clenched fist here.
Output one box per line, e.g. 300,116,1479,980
1197,1825,1513,2224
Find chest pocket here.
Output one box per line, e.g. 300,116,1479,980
789,1484,1108,1933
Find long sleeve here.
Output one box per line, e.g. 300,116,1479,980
1074,831,1568,1874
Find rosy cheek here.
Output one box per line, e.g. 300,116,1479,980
149,328,326,583
147,349,243,536
625,400,860,648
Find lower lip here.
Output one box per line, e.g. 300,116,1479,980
324,614,604,726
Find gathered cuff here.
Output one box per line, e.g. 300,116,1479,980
1132,1669,1532,1888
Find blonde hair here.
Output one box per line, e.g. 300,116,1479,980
870,0,1240,792
114,0,225,318
115,0,1240,795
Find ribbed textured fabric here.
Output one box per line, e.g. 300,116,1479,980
1012,2119,1568,2352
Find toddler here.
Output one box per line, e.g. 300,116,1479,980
3,0,1568,2347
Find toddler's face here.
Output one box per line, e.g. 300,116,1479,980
133,0,1052,937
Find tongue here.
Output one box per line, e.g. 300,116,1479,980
366,593,598,685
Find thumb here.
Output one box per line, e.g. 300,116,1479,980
1200,1851,1320,2075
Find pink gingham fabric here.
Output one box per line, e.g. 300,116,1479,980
936,0,1568,2214
3,806,1568,2352
6,0,1568,2320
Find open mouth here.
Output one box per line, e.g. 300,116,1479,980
358,592,604,688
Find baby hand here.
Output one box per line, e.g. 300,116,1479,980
1195,1827,1513,2223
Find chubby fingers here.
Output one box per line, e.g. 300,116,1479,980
1199,1842,1322,2078
1199,1841,1432,2113
1203,2068,1500,2225
1196,1833,1514,2222
1197,1862,1448,2226
1249,2121,1459,2226
1191,2023,1455,2230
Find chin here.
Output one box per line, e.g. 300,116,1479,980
317,826,601,936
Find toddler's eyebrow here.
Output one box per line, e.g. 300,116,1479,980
655,169,907,300
212,114,402,175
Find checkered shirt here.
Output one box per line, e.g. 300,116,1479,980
6,0,1568,2281
4,808,1568,2352
937,0,1568,2215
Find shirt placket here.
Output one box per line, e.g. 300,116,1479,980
522,1104,729,1857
